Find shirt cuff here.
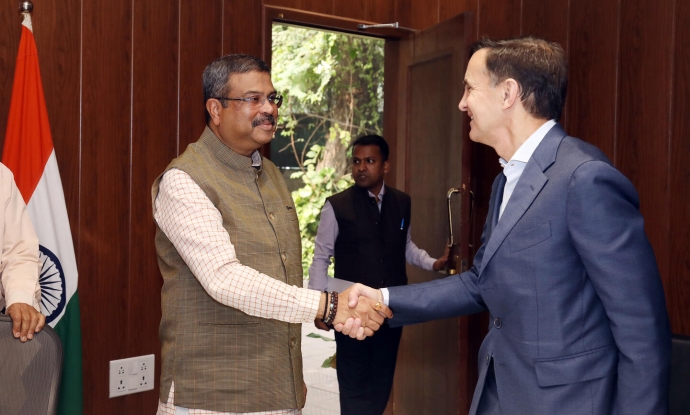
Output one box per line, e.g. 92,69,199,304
4,283,40,311
423,256,437,271
381,288,390,306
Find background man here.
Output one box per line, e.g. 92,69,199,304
152,54,391,415
1,162,44,342
308,134,448,415
344,37,671,415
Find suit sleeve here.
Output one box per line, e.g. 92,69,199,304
387,175,506,328
567,160,670,415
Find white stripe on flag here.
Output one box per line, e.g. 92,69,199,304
26,150,78,327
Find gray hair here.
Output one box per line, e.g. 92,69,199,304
202,54,271,122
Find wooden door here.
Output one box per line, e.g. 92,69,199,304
386,13,476,415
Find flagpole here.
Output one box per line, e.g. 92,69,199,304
19,1,33,32
19,1,33,14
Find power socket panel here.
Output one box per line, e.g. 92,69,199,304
109,354,155,398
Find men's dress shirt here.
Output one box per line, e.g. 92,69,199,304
308,184,436,292
381,120,556,305
0,163,41,312
498,119,556,219
154,162,318,415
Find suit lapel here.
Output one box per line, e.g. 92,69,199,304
478,124,567,277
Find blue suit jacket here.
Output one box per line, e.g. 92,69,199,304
388,124,671,415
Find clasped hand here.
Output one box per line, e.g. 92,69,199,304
331,284,391,340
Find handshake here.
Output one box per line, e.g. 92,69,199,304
315,284,391,340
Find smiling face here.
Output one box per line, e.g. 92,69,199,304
206,70,278,156
458,49,505,148
352,144,388,195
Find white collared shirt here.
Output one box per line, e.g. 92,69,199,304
498,120,556,219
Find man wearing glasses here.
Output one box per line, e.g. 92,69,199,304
151,54,391,415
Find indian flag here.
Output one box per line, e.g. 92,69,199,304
2,12,83,415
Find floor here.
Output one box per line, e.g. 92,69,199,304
301,319,340,415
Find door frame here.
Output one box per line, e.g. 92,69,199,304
261,5,410,188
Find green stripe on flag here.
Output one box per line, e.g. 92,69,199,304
53,292,83,415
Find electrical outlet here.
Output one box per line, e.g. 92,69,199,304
109,354,155,398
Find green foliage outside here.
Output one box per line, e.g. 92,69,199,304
271,25,385,278
290,146,354,278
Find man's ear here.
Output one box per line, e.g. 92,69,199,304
501,78,520,109
383,160,390,174
206,99,223,126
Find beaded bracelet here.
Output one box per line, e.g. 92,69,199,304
322,291,338,326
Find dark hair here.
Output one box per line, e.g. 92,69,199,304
469,36,568,121
202,54,271,122
351,134,389,161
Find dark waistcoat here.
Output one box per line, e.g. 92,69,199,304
328,185,410,289
151,127,304,412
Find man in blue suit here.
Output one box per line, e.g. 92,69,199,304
340,37,671,414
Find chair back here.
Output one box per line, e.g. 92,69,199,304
0,315,62,415
670,334,690,415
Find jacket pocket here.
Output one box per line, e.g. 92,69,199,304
508,220,552,253
534,345,617,387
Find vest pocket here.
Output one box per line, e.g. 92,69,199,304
534,345,617,387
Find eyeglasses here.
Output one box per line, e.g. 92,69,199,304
213,94,283,109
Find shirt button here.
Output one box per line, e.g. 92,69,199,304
281,253,287,262
493,318,502,329
268,212,275,220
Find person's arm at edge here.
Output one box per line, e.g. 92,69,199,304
1,167,45,341
405,226,449,272
307,201,336,291
308,201,337,330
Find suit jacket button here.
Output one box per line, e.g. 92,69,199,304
486,354,490,364
493,318,502,329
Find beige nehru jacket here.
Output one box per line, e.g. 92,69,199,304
152,127,319,414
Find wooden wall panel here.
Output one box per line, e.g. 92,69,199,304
300,0,333,15
0,12,21,152
264,0,301,9
440,0,466,22
34,0,83,249
224,0,263,56
476,0,521,38
410,0,441,30
126,1,179,411
179,0,223,153
521,0,569,45
80,1,133,413
334,0,367,20
617,0,673,284
394,0,413,30
668,0,690,335
366,0,396,23
565,0,618,159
